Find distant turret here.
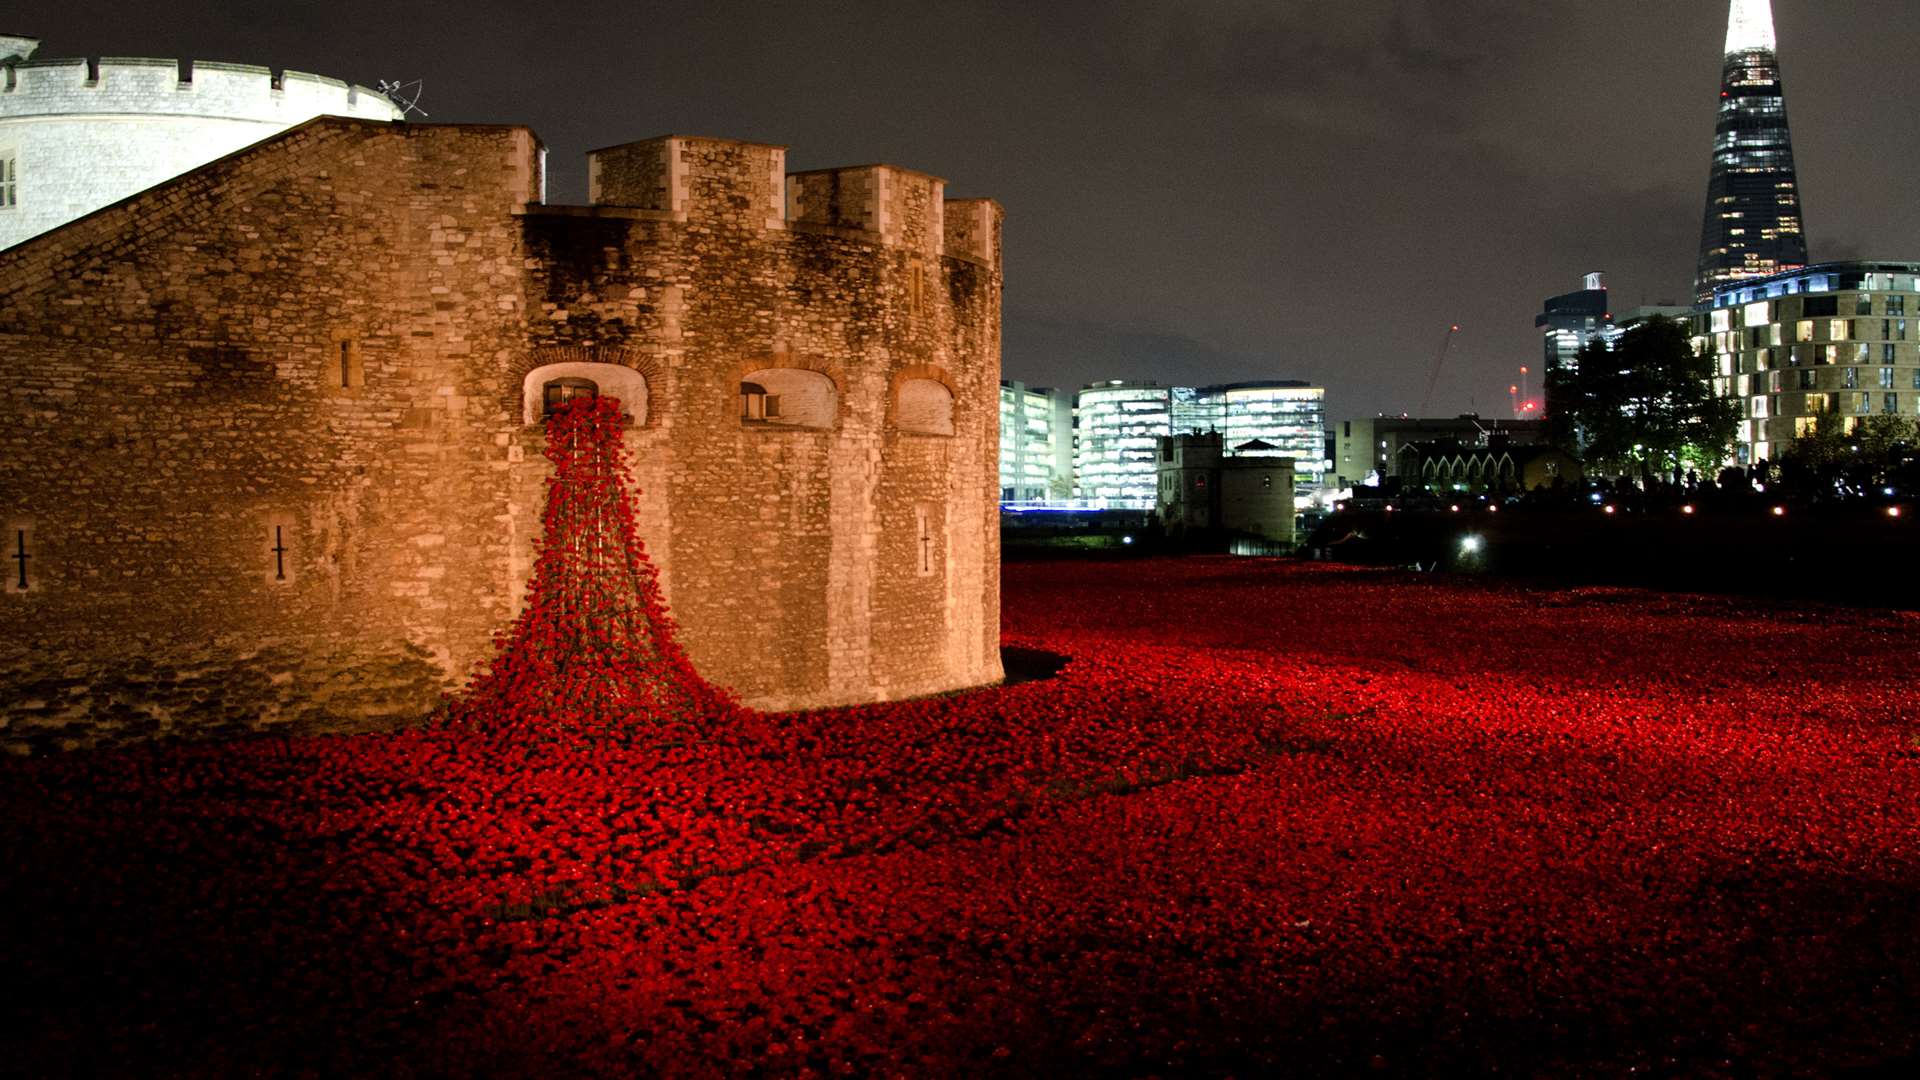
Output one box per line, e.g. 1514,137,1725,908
0,37,402,249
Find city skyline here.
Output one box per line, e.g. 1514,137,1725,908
8,1,1920,418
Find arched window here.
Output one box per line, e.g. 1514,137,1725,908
543,377,598,416
895,377,954,436
740,368,836,430
520,362,648,426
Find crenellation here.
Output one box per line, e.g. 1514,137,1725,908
942,198,1002,266
1,57,391,119
0,116,1002,750
1,41,403,250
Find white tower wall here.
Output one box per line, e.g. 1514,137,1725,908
0,50,402,249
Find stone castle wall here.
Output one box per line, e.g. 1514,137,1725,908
1,50,402,249
0,117,1002,754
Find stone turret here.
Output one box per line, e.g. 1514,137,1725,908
0,37,402,249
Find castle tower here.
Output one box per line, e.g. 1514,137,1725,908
0,119,1004,749
1695,0,1809,301
0,37,402,249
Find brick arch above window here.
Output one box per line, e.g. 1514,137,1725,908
514,346,661,427
729,355,845,431
520,362,650,426
890,364,957,436
739,367,838,431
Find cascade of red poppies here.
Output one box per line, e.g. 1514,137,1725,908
445,394,743,740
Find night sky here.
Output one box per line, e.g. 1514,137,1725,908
11,0,1920,419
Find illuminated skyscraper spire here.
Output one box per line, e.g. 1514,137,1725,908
1725,0,1777,53
1696,0,1808,301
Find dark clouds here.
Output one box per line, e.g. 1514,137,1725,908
11,0,1919,418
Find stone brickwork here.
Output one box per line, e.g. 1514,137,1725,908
0,117,1004,754
0,39,402,249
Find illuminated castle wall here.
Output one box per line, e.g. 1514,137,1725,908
0,118,1004,752
0,36,403,251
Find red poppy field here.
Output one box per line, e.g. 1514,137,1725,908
4,557,1920,1076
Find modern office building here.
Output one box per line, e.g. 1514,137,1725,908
1538,273,1613,377
1215,382,1326,495
1695,0,1809,301
1073,382,1172,502
998,381,1072,502
1614,303,1696,330
1074,379,1325,503
1694,262,1920,465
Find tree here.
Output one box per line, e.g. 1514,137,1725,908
1780,413,1919,496
1545,316,1739,481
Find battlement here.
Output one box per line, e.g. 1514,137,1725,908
0,54,400,122
942,198,1002,266
788,164,947,257
585,137,996,264
589,135,787,229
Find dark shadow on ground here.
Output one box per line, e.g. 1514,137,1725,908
1000,647,1068,685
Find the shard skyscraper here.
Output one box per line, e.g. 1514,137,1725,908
1695,0,1809,301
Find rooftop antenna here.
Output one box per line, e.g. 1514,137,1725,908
377,78,429,118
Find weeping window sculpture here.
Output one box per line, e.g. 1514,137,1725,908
443,395,746,741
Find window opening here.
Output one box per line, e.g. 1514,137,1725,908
10,528,26,591
542,377,598,417
739,382,780,421
739,368,834,429
272,525,288,582
0,152,16,209
329,337,365,394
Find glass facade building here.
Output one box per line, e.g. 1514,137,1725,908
998,381,1071,502
1694,262,1920,465
1073,382,1172,502
1073,380,1326,503
1537,272,1612,379
1214,383,1327,497
1696,0,1809,302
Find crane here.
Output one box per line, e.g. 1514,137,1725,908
1418,324,1460,416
